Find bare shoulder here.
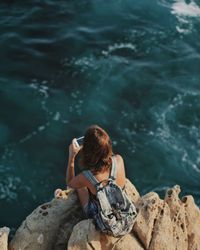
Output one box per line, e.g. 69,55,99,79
114,154,125,173
114,154,126,186
115,154,124,166
79,171,89,185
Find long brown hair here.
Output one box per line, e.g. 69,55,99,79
80,125,113,173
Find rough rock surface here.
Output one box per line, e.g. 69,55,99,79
8,180,200,250
9,189,84,250
68,219,144,250
0,227,10,250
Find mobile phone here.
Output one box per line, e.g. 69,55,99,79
74,136,84,147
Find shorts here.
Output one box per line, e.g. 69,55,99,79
83,200,98,219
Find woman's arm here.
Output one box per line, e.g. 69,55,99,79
66,138,85,189
66,154,76,184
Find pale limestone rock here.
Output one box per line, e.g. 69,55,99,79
8,180,200,250
68,219,101,250
54,178,140,250
149,200,174,250
0,227,10,250
133,192,160,249
123,178,140,205
164,185,188,250
112,233,144,250
182,195,200,250
68,184,200,250
9,189,84,250
68,219,144,250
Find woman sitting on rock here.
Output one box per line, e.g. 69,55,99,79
55,125,137,236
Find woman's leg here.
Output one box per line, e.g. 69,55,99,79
76,187,89,208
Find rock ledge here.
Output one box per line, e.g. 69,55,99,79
1,179,199,250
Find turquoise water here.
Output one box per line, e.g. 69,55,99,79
0,0,200,233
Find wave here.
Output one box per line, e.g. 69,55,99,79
102,42,136,56
170,0,200,34
171,0,200,17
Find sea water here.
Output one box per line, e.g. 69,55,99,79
0,0,200,233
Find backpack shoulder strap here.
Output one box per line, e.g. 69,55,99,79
110,155,117,180
82,170,99,186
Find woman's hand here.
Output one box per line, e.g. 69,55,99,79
54,188,63,198
69,138,82,159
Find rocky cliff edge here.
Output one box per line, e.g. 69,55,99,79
1,179,200,250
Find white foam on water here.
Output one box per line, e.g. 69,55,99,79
181,148,200,175
102,43,136,56
30,82,49,98
189,125,200,138
71,90,80,99
171,0,200,34
38,125,45,131
0,176,21,200
171,0,200,17
182,151,188,162
29,79,52,118
72,55,99,71
192,163,200,173
38,85,49,98
152,90,200,179
148,131,155,136
53,111,61,121
19,122,50,144
1,147,15,161
154,90,199,145
152,185,171,193
154,94,184,142
176,25,191,34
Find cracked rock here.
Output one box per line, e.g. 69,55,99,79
8,181,200,250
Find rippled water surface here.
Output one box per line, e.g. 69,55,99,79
0,0,200,233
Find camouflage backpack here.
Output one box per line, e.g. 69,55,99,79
83,156,137,237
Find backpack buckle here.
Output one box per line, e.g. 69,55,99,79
108,177,115,184
112,208,122,220
95,182,104,191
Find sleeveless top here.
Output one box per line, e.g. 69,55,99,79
82,155,125,201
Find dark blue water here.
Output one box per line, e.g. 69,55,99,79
0,0,200,233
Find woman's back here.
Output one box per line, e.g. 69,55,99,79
55,125,138,237
64,125,128,222
82,154,126,195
